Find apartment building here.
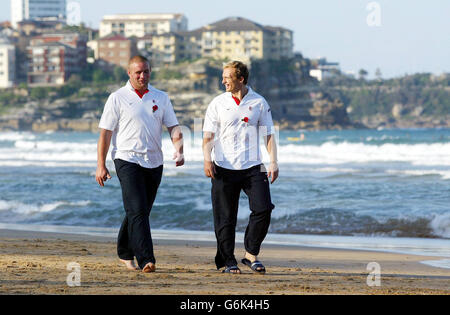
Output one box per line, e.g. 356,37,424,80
195,17,294,63
99,13,188,38
97,34,138,69
27,32,87,86
136,17,293,66
149,31,202,66
17,19,66,36
0,36,16,88
11,0,67,28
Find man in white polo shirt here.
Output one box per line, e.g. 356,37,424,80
203,61,278,274
96,55,184,273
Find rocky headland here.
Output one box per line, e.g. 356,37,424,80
0,59,448,132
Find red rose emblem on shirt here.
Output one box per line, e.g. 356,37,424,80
152,105,158,112
242,117,249,123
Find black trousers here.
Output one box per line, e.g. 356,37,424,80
212,164,275,269
114,159,163,269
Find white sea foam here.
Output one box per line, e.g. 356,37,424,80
161,139,450,165
386,169,450,179
0,200,91,215
1,136,450,170
421,259,450,269
0,132,36,142
430,213,450,239
14,140,96,151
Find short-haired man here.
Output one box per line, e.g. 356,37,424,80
203,61,278,274
96,56,184,273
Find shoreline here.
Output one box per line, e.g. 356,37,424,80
1,222,449,259
2,124,450,134
0,227,449,295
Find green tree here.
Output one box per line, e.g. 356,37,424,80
113,66,128,83
92,69,111,83
30,87,48,100
358,69,369,80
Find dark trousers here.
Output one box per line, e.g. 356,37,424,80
114,159,163,269
212,164,275,269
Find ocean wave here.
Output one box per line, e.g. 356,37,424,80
1,136,450,167
430,213,450,239
0,132,36,142
0,198,447,239
162,140,450,167
386,169,450,180
14,140,96,151
0,200,92,215
267,209,449,239
0,161,95,167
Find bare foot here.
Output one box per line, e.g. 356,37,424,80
142,262,156,273
244,252,258,263
120,259,139,271
244,252,265,272
230,268,241,274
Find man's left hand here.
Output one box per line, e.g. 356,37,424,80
268,162,279,184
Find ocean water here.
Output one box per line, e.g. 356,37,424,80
0,128,449,260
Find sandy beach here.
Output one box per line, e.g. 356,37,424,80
0,229,449,295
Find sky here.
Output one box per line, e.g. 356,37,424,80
3,0,450,78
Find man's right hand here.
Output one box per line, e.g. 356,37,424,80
204,161,216,179
96,165,112,187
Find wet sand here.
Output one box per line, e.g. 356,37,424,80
0,229,449,295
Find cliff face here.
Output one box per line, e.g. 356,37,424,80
0,58,357,132
249,59,356,130
322,73,450,129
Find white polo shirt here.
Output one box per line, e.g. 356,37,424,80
203,87,275,170
99,81,179,169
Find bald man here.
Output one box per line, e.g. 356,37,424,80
96,56,184,273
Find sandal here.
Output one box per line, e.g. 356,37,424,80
222,266,241,274
241,258,266,274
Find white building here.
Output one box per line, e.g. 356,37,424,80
99,13,188,38
310,58,340,82
11,0,67,28
0,36,16,88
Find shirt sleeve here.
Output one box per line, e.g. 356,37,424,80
162,95,179,128
258,99,275,136
203,100,219,133
99,94,120,131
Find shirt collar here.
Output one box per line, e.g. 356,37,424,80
228,86,254,104
126,80,151,91
126,81,150,98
